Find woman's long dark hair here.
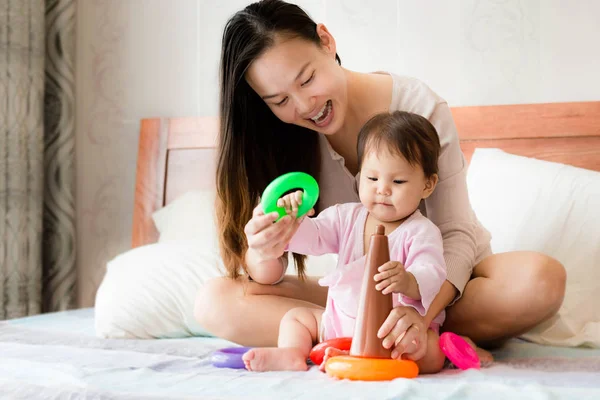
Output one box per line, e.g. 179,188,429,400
216,0,341,279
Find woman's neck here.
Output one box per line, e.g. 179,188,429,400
339,69,392,137
339,70,370,137
326,70,393,175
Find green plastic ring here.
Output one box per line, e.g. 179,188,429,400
260,172,320,221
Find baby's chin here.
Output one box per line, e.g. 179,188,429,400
364,204,405,223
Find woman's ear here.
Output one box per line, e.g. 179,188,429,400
422,174,439,199
316,23,336,56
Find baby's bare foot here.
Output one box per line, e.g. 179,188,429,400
461,336,494,367
319,347,349,372
242,347,308,372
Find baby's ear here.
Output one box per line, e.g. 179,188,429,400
422,174,439,199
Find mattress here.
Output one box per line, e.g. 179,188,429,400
1,308,599,399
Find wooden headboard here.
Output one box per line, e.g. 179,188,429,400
132,101,600,248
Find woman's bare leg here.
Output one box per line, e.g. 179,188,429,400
443,251,566,348
194,275,327,347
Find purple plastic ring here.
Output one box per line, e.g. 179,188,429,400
211,347,252,369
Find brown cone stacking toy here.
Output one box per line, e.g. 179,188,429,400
350,225,394,358
323,224,420,379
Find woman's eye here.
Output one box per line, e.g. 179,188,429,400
276,97,288,106
301,72,315,87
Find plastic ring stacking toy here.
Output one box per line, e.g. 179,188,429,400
309,337,352,365
211,347,252,369
260,172,319,221
325,356,419,381
439,332,481,370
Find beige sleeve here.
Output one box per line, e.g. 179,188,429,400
425,103,479,302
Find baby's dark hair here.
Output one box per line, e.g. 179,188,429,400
357,111,441,178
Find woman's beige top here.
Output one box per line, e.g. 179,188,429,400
316,73,492,300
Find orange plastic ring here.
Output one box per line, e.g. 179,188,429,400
309,337,352,365
325,356,419,381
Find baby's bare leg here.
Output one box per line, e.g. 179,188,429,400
243,307,323,372
413,329,446,374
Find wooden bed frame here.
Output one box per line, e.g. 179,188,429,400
132,101,600,248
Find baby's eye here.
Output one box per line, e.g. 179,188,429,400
367,177,378,181
393,180,406,184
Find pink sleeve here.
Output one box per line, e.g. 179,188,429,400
286,205,342,256
425,103,478,299
399,233,447,317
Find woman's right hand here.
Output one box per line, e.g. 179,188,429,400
244,195,313,264
378,306,428,361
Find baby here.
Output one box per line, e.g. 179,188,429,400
243,111,450,374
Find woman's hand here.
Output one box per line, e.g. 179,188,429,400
244,191,313,263
378,306,428,361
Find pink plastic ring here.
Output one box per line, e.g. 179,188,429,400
439,332,480,370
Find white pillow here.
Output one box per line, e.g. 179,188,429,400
467,148,600,347
95,240,223,339
152,190,218,249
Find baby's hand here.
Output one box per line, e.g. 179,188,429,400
373,261,411,295
276,190,314,218
276,190,303,215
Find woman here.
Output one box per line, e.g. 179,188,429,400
194,0,566,360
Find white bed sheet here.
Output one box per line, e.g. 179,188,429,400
1,308,600,399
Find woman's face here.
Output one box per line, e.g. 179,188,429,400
245,25,347,135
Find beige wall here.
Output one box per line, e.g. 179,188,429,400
75,0,600,307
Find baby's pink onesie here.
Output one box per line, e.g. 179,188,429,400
288,202,447,341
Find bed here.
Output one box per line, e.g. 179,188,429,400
2,101,600,399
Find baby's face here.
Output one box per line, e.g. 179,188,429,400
358,149,433,223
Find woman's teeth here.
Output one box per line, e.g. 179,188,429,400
310,100,331,123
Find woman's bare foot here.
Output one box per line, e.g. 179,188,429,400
242,347,308,372
318,347,349,372
461,336,494,367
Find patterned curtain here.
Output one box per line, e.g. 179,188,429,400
0,0,76,319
